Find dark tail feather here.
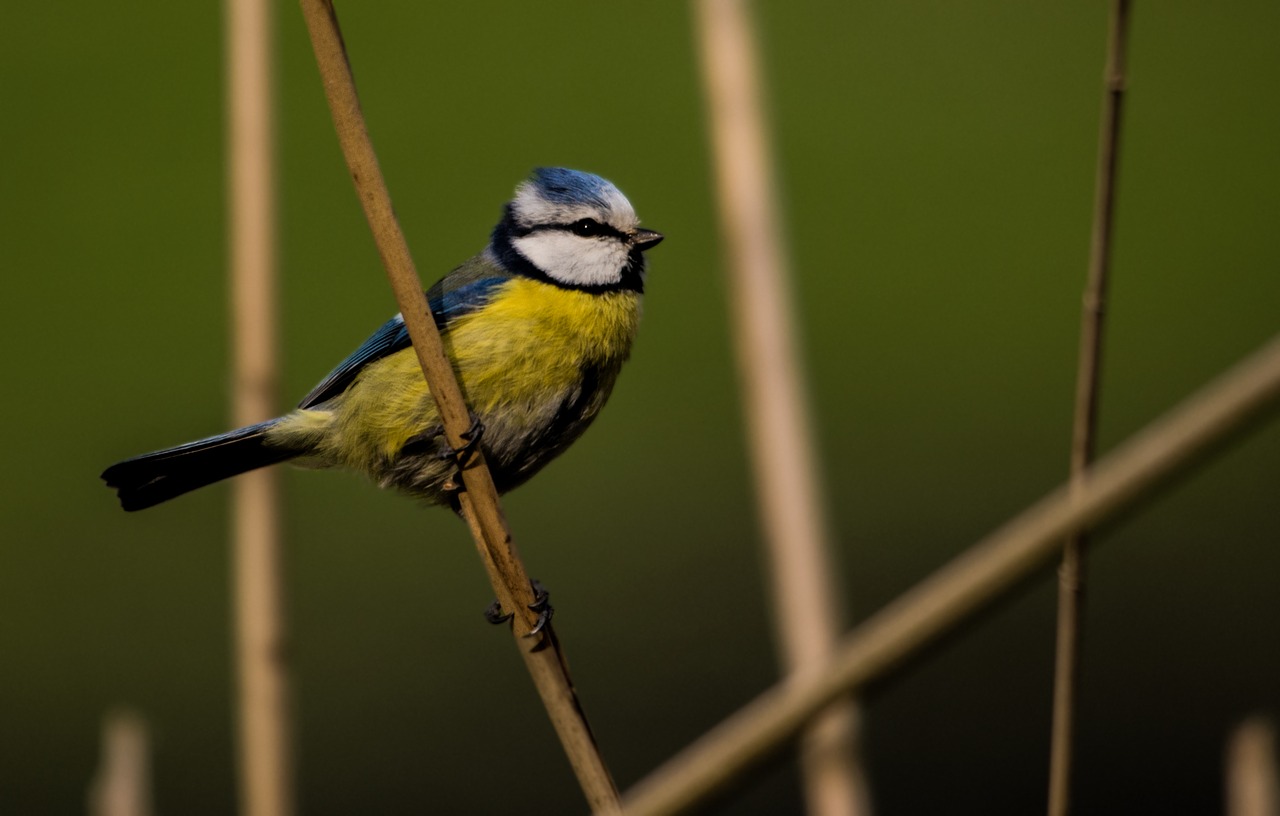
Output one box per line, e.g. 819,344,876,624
102,419,297,511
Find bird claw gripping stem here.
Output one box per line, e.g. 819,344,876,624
484,579,554,636
439,414,486,467
440,414,485,492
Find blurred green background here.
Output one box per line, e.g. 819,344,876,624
3,1,1278,813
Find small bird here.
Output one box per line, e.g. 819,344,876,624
103,168,663,512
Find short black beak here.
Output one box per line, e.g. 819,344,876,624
631,228,664,251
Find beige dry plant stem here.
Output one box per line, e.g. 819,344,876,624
619,331,1280,816
226,0,294,814
295,1,619,811
694,0,870,814
1049,4,1131,815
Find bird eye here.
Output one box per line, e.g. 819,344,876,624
569,218,606,237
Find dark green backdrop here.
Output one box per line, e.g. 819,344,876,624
3,2,1278,813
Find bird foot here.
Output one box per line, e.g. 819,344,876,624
484,579,553,636
440,414,485,492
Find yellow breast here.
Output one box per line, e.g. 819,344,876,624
447,277,643,407
312,277,642,463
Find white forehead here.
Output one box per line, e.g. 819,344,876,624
510,169,639,231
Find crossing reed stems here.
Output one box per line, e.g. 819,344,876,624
693,0,870,813
1049,4,1131,814
620,332,1280,816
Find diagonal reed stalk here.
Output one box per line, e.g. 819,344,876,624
295,1,618,810
1049,4,1131,815
226,0,294,813
693,0,870,813
618,330,1280,816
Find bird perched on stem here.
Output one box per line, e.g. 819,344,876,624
103,168,663,512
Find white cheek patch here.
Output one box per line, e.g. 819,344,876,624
513,232,630,288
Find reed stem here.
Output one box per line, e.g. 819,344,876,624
621,331,1280,816
227,0,293,812
296,2,618,809
1049,4,1131,814
693,0,870,813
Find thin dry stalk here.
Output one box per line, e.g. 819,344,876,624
693,0,869,813
87,711,153,816
226,0,293,814
1227,718,1280,816
1049,4,1131,815
295,2,617,810
619,331,1280,816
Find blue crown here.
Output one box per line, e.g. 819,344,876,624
528,167,618,210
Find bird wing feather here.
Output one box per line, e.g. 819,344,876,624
297,257,510,409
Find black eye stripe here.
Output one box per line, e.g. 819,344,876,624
517,219,627,241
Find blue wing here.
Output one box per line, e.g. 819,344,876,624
297,271,509,409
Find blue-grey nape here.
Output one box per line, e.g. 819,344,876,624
529,167,620,210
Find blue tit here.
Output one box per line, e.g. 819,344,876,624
103,167,663,511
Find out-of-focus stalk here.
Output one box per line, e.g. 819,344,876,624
226,0,293,813
693,1,870,814
622,331,1280,816
88,711,153,816
1226,718,1279,816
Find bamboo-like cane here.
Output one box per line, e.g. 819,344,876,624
226,0,293,814
693,0,870,814
619,331,1280,816
295,2,618,810
1049,5,1131,815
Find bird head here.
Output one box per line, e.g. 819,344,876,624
490,168,663,293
